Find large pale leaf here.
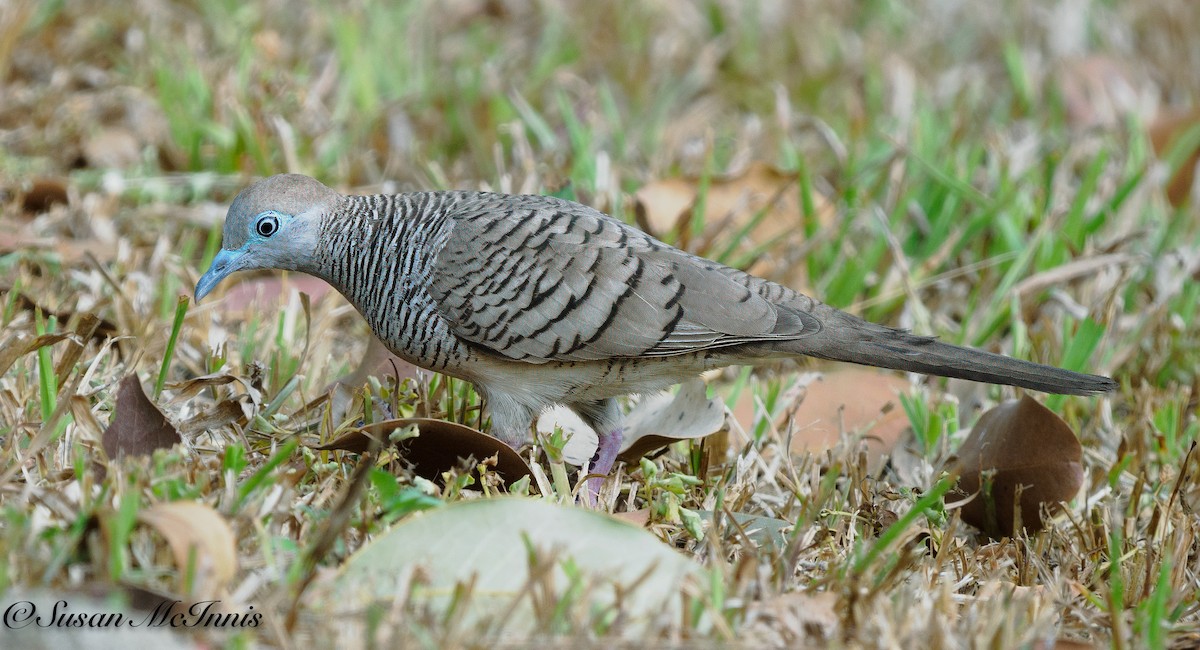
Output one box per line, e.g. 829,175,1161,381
332,497,702,636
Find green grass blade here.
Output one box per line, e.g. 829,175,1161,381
155,295,190,399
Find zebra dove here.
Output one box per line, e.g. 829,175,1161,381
195,174,1116,493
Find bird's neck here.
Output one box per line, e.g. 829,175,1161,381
309,193,435,302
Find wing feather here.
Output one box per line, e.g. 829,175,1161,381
428,195,822,363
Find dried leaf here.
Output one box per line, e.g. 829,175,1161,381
101,374,183,459
53,313,101,388
617,378,727,463
69,395,105,441
634,162,833,288
179,399,248,436
163,372,238,401
537,379,727,467
0,332,72,377
137,501,237,599
311,417,532,487
613,508,651,527
20,177,69,213
1149,106,1200,207
633,177,697,234
950,395,1084,538
787,369,912,471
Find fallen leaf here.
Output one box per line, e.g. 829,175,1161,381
0,332,72,377
617,378,727,463
1148,106,1200,207
613,508,651,527
331,498,701,637
536,379,727,467
950,395,1084,538
311,417,532,488
634,162,833,289
101,374,183,459
20,177,69,213
179,399,248,436
633,177,699,235
69,395,106,442
136,501,237,599
786,369,912,472
163,372,239,401
52,313,101,389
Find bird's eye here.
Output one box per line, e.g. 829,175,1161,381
255,214,279,238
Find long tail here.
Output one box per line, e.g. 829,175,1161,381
786,304,1116,396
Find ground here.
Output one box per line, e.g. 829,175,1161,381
0,1,1198,647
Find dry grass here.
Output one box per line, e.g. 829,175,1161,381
2,0,1199,647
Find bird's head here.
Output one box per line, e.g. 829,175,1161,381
194,174,340,302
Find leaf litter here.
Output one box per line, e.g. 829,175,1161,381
101,374,183,459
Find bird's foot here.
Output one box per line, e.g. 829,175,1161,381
581,428,623,507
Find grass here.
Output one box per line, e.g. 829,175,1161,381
2,0,1199,647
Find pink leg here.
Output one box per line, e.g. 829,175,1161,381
583,428,624,505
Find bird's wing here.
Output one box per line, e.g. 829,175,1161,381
428,196,822,363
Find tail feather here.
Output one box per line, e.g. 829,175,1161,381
788,307,1116,396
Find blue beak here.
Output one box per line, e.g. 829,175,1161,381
194,249,245,302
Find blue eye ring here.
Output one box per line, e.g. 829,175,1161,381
255,213,280,238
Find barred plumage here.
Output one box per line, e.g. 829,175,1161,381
195,174,1117,496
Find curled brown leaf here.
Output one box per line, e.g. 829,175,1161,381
312,417,533,488
950,395,1084,538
